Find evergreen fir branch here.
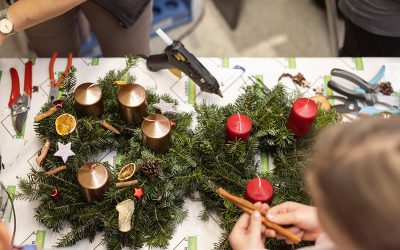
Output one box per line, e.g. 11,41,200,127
20,56,193,249
188,83,338,250
20,56,338,250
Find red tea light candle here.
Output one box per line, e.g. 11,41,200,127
287,98,318,137
226,114,252,142
245,177,274,204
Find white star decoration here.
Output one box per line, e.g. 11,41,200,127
54,142,75,163
153,99,177,114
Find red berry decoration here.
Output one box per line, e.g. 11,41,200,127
51,189,61,200
53,100,63,108
170,120,176,128
133,187,144,199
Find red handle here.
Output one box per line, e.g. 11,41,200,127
9,68,20,107
24,61,33,98
49,51,57,86
57,52,73,86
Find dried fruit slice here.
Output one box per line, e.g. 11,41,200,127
55,113,77,136
118,163,136,181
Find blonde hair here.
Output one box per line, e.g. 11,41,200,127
309,117,400,250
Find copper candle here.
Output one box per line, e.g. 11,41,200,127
141,114,172,153
74,82,103,117
118,84,148,125
77,162,109,203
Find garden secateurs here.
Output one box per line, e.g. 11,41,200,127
9,61,32,136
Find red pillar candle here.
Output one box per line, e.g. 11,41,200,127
287,98,318,137
245,177,274,204
226,114,252,142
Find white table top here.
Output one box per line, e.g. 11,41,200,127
0,57,399,249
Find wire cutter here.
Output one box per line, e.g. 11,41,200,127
9,61,32,135
48,51,73,104
327,68,400,110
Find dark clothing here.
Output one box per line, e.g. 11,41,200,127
93,0,150,28
339,0,400,37
338,0,400,56
340,18,400,57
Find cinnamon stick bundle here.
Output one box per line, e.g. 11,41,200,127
217,188,301,244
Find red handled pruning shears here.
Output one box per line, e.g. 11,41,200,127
9,61,32,136
48,51,73,104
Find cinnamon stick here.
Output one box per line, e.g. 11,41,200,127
217,188,301,244
34,106,57,122
115,180,138,188
218,187,268,216
100,121,121,135
36,140,51,166
45,165,67,176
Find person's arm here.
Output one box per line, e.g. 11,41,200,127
0,0,86,45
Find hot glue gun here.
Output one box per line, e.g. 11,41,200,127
146,29,223,97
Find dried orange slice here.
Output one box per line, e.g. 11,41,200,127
114,80,128,86
55,113,77,136
118,163,136,181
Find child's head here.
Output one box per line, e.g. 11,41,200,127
307,117,400,250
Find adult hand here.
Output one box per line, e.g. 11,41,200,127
229,202,269,250
266,202,322,244
0,34,6,47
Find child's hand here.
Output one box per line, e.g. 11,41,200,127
229,202,269,250
266,202,322,244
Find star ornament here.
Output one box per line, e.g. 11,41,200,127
133,187,144,199
54,142,75,163
153,99,177,115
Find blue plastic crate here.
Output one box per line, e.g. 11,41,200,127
151,0,192,36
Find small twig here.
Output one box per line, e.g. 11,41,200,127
154,205,167,234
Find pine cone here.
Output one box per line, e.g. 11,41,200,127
141,160,160,178
379,82,394,96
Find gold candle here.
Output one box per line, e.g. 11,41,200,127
118,84,147,125
77,162,109,203
141,114,172,153
74,82,103,117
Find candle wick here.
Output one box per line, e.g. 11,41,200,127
305,98,310,105
88,83,99,89
257,176,261,187
143,117,156,122
90,164,97,174
238,113,242,130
